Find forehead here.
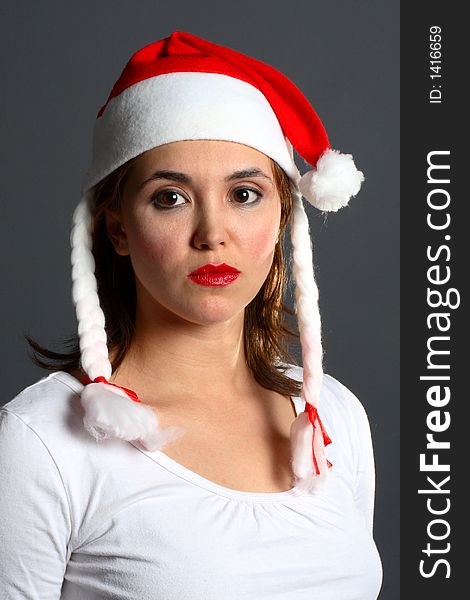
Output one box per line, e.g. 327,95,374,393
130,140,273,177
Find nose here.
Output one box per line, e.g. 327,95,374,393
192,204,227,250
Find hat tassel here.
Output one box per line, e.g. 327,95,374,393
289,187,333,491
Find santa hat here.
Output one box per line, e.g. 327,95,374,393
71,30,364,492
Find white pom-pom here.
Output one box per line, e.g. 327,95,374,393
80,382,186,452
290,412,329,492
299,149,365,212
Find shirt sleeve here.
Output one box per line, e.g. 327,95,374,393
350,396,377,538
0,408,72,599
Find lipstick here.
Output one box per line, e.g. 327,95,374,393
187,263,241,287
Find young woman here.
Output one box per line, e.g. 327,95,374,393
0,31,383,598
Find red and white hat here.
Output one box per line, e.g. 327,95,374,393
71,30,364,492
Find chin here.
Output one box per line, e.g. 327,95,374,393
145,284,258,326
187,301,244,325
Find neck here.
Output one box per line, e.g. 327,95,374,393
108,305,259,408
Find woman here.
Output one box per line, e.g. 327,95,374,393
0,31,383,598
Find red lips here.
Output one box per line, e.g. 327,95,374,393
187,263,241,287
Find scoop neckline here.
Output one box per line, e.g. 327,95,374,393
53,369,308,503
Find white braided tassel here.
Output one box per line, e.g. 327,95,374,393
289,187,332,492
70,192,185,451
71,192,111,381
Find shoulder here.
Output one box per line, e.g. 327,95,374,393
322,373,370,427
1,371,93,456
1,372,119,555
0,372,129,527
2,371,83,427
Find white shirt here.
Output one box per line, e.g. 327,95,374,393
0,367,383,599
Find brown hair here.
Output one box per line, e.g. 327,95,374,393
25,156,302,397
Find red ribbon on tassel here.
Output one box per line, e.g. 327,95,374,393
83,375,141,403
305,403,333,475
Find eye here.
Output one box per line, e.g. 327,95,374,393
150,189,187,210
232,187,263,206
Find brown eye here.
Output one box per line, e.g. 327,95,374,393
151,190,186,210
232,187,263,206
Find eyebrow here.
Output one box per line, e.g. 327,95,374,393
139,167,273,189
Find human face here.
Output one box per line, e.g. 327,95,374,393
105,140,282,327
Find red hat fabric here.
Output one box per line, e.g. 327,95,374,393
97,30,330,167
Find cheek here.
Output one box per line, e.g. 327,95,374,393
126,219,181,275
240,216,279,265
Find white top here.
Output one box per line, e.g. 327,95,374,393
0,367,383,599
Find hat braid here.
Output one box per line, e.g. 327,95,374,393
290,189,324,406
70,192,112,381
289,187,331,489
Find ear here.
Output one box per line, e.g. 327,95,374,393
104,209,130,256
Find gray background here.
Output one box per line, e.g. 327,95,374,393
0,1,399,598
